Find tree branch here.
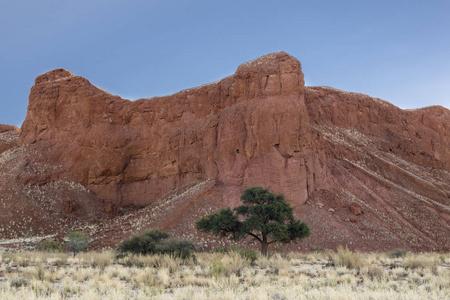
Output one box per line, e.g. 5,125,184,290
246,232,262,243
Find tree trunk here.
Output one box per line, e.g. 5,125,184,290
261,235,269,256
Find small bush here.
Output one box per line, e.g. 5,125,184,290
10,277,29,288
311,245,320,253
388,249,408,259
158,239,195,259
366,265,386,280
117,230,194,259
65,232,89,256
36,239,64,253
269,253,291,275
117,230,169,256
403,255,437,270
85,251,112,270
209,260,226,277
239,248,259,263
328,246,366,270
215,245,259,264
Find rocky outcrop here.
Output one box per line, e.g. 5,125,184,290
1,52,448,251
0,124,20,133
19,52,323,208
0,124,20,154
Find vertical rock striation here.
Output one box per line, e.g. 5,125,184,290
2,51,447,251
19,52,322,207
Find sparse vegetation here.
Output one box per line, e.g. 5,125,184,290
388,248,408,258
196,186,310,256
215,245,260,264
328,245,366,269
35,239,64,253
64,231,89,257
0,250,448,299
117,230,195,259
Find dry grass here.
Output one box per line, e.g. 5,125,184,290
327,245,366,269
0,250,449,299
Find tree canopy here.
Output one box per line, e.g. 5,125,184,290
65,231,89,257
196,186,310,256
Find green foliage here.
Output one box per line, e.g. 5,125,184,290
388,249,408,259
117,230,169,256
310,245,319,253
158,239,195,259
36,239,64,253
196,186,310,256
195,208,242,240
117,230,194,259
65,232,89,256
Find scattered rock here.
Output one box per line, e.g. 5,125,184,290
63,200,79,214
0,51,448,252
349,203,363,216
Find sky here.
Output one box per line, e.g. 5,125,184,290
1,0,449,127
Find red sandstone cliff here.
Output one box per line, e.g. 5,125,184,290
1,52,448,251
18,52,321,208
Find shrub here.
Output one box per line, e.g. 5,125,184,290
215,245,259,264
65,232,89,256
311,245,320,253
158,239,195,259
117,230,169,256
10,277,29,288
388,249,408,259
366,265,386,280
328,246,365,269
208,251,251,277
36,239,64,253
117,230,194,259
209,260,226,278
403,254,437,270
85,251,113,270
238,248,259,263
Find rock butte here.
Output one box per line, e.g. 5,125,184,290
1,52,449,252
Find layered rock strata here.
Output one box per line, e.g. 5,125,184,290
0,52,447,251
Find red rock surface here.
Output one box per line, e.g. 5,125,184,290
1,52,449,252
0,124,20,134
19,52,317,208
0,124,20,154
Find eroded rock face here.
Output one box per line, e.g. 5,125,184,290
19,52,323,207
0,124,20,154
3,51,448,251
0,124,20,133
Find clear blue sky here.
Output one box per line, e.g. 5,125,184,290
1,0,449,127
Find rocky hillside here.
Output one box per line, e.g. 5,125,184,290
1,52,448,252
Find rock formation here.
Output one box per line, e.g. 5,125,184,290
18,53,322,208
0,124,20,134
1,52,448,251
0,124,20,154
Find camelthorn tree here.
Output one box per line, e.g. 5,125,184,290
196,186,310,256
